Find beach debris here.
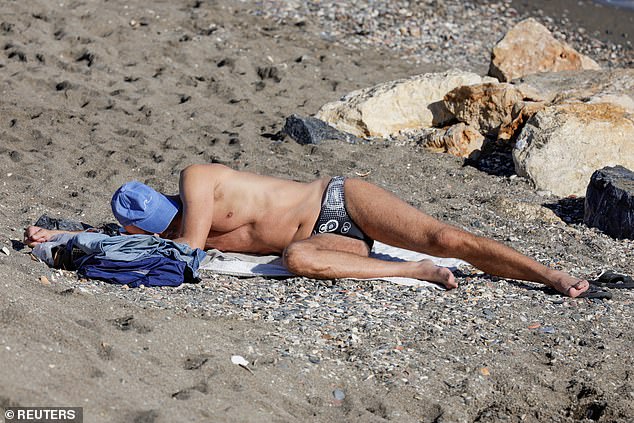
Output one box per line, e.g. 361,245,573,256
1,246,10,256
39,275,50,285
489,18,600,82
281,114,361,145
231,355,254,374
584,166,634,240
333,388,345,401
316,70,495,138
528,322,541,330
480,367,490,376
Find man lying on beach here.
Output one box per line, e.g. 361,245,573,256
25,163,590,297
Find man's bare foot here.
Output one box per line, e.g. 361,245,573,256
546,270,590,298
414,259,457,289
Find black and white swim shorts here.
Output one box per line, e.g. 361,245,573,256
311,176,374,249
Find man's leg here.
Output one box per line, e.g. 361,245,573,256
342,178,589,297
283,233,456,288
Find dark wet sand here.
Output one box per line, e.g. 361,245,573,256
511,0,634,44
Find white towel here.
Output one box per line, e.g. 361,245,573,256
200,242,467,289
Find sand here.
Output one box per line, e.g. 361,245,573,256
1,1,633,422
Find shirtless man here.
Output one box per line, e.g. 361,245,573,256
25,163,590,297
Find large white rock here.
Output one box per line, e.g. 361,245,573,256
316,70,496,138
489,18,600,82
512,69,634,113
513,103,634,197
443,82,543,139
445,69,634,142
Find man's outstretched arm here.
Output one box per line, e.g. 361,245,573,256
173,164,215,250
24,226,81,247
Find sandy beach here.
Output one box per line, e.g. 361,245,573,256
1,0,633,422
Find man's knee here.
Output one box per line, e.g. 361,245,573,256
429,226,477,255
282,241,315,274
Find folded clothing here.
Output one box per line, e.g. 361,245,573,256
33,232,206,287
78,255,187,287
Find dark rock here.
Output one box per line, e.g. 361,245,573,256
256,66,281,82
55,80,72,91
584,165,634,239
35,214,89,231
282,114,362,145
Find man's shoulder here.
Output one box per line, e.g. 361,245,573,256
181,163,234,179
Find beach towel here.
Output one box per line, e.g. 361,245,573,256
200,241,467,289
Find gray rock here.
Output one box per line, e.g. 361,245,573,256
584,166,634,239
282,114,361,145
333,388,345,401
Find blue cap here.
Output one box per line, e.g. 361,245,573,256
111,181,179,234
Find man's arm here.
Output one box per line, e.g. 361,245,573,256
24,226,81,247
173,164,216,250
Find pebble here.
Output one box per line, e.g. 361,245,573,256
1,246,10,256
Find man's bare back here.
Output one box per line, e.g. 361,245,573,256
25,163,590,297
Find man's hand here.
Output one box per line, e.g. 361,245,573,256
24,226,71,247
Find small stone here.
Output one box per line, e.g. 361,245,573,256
333,388,345,401
1,246,9,256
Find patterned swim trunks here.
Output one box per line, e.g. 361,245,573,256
311,176,374,248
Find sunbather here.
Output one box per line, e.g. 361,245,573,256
25,163,590,297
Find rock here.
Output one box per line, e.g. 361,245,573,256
35,214,86,231
494,198,560,224
444,69,634,142
281,114,362,145
333,388,345,401
512,69,634,113
513,103,634,197
316,70,496,138
443,82,545,140
489,18,600,82
584,166,634,239
415,123,484,159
